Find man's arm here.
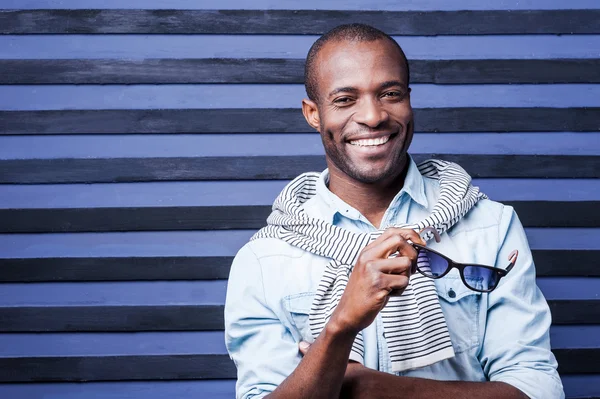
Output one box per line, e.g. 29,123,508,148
341,363,526,399
267,228,424,399
289,346,527,399
476,206,564,398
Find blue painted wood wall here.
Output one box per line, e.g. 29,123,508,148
0,1,599,398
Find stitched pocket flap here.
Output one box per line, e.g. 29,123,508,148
283,291,315,314
436,274,481,303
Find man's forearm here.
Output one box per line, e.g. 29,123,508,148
266,322,357,399
341,365,528,399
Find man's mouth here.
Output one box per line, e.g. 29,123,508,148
348,134,392,147
349,134,393,147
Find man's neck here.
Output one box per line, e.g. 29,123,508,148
327,161,409,229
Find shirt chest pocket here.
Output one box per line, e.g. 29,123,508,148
436,275,482,354
282,291,316,344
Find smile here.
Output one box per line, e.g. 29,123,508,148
348,135,391,147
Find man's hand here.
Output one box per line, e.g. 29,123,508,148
329,228,425,336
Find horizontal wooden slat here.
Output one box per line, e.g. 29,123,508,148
0,354,236,382
0,348,595,382
1,155,598,183
2,108,599,134
1,250,596,282
0,300,596,332
1,201,597,233
550,301,600,325
0,206,267,232
533,250,600,277
1,9,599,35
0,256,232,282
556,348,600,374
504,201,600,228
2,59,600,84
0,305,225,332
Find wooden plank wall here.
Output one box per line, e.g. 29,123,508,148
0,0,599,397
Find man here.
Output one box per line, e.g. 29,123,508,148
225,24,564,399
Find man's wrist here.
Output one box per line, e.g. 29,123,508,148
326,314,360,339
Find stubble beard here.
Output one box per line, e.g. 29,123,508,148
321,127,409,185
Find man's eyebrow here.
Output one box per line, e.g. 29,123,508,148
380,80,407,90
327,86,359,98
327,81,407,98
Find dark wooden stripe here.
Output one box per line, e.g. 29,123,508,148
1,155,598,183
0,305,224,332
0,59,305,85
555,348,600,374
0,300,595,332
1,9,598,35
0,349,595,382
550,300,600,325
1,251,596,283
2,108,599,134
0,201,596,233
2,59,600,84
0,206,270,233
0,257,232,282
533,250,600,277
0,354,236,382
504,201,600,228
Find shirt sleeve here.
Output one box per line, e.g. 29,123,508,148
479,206,565,399
224,243,302,399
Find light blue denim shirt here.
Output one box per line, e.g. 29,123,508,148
225,158,564,399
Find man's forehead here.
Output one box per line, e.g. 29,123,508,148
314,39,408,89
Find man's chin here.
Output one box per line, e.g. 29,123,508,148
346,157,408,184
346,167,397,185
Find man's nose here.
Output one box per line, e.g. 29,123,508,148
353,98,389,128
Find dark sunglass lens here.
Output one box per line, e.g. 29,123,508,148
463,266,500,291
417,248,449,278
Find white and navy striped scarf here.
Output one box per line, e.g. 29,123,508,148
252,159,486,372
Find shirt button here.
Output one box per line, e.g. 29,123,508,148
448,289,456,298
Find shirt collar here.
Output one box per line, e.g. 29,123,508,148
303,156,429,224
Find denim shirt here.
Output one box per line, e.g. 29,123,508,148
224,158,564,399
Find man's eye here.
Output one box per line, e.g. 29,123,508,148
332,97,354,107
334,97,351,104
383,91,403,98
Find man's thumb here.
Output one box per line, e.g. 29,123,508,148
299,341,311,355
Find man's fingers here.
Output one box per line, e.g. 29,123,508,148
365,233,418,260
394,228,426,246
383,274,410,296
363,227,403,250
299,341,311,356
377,257,413,275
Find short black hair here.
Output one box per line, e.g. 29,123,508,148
304,23,410,102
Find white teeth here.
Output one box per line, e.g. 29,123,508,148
349,135,390,147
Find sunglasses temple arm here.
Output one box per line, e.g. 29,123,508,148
506,250,519,273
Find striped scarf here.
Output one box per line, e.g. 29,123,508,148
252,159,486,372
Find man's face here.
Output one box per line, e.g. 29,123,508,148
304,39,414,185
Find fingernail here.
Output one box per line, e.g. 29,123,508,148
299,341,310,350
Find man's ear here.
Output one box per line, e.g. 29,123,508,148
302,98,321,131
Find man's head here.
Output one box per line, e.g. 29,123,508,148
302,23,414,186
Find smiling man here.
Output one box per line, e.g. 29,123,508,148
225,24,564,399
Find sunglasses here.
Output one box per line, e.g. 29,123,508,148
410,227,519,293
